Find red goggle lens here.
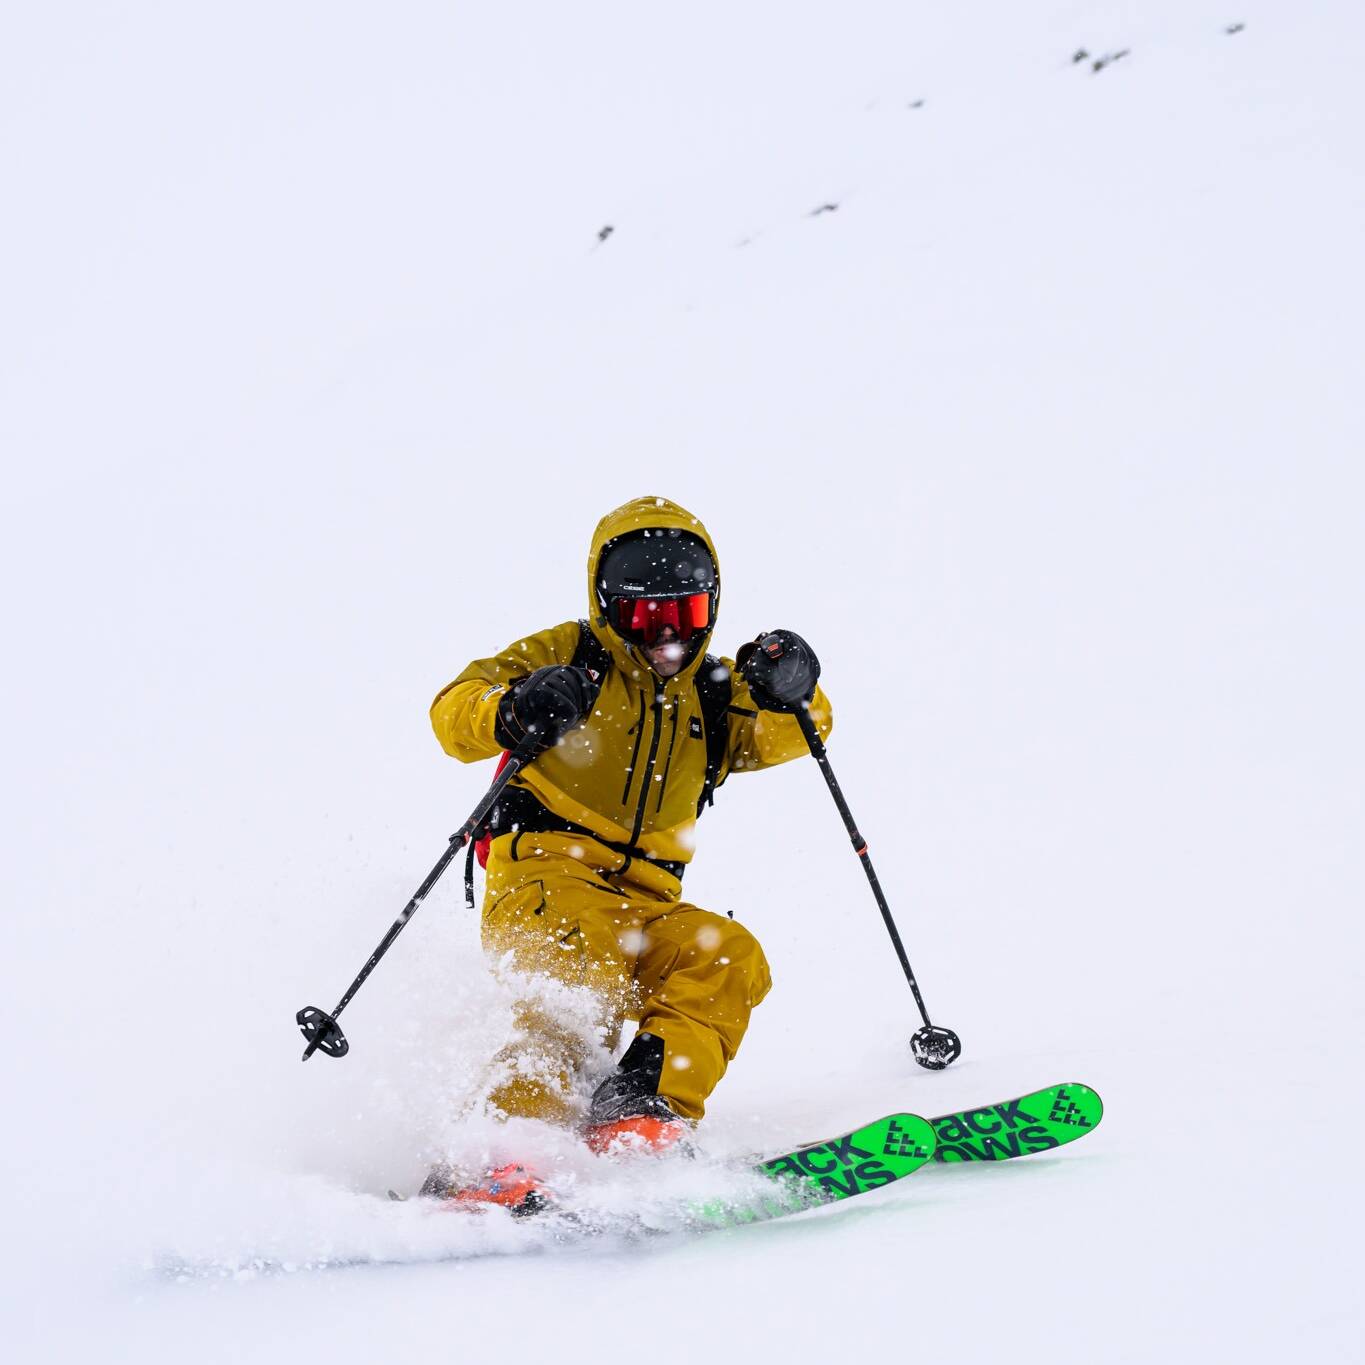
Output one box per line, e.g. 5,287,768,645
613,593,711,645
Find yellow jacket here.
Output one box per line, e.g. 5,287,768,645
430,497,833,895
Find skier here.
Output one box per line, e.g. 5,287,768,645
426,495,831,1211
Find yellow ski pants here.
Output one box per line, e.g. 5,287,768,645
480,839,772,1123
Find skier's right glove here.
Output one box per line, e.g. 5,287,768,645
494,665,595,755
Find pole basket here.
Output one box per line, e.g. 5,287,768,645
911,1024,961,1071
297,1006,349,1060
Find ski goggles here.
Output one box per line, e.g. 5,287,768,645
611,593,712,646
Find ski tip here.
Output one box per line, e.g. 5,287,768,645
1055,1081,1104,1126
927,1082,1104,1164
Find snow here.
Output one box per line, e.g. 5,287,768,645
4,1,1362,1360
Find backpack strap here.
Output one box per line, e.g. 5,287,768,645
571,618,613,690
694,655,733,817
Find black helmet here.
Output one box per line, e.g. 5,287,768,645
596,529,718,651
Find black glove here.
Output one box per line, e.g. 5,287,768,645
494,665,595,754
736,630,821,713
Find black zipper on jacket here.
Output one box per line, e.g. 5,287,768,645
655,698,681,813
626,691,666,851
619,690,647,806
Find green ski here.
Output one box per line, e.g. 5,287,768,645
690,1112,937,1229
929,1081,1103,1162
692,1081,1102,1228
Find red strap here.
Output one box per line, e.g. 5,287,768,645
474,749,513,869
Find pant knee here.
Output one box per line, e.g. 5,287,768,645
690,916,771,1007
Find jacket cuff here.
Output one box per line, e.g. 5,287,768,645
475,683,510,750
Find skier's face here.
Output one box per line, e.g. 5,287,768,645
644,624,686,677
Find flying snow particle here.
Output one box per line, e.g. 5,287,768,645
618,928,649,954
695,924,723,952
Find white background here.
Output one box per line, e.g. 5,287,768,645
3,2,1361,1360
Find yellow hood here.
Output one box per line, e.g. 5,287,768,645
586,495,720,680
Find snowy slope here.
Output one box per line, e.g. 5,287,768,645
3,1,1362,1360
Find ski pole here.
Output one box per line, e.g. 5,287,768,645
792,706,962,1070
295,733,543,1061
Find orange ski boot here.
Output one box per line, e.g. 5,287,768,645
585,1111,689,1156
585,1033,692,1156
419,1162,552,1217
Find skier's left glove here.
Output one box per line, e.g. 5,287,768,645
737,629,821,713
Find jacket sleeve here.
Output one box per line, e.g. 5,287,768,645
430,622,582,763
721,660,833,776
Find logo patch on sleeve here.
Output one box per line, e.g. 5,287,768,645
689,716,704,739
